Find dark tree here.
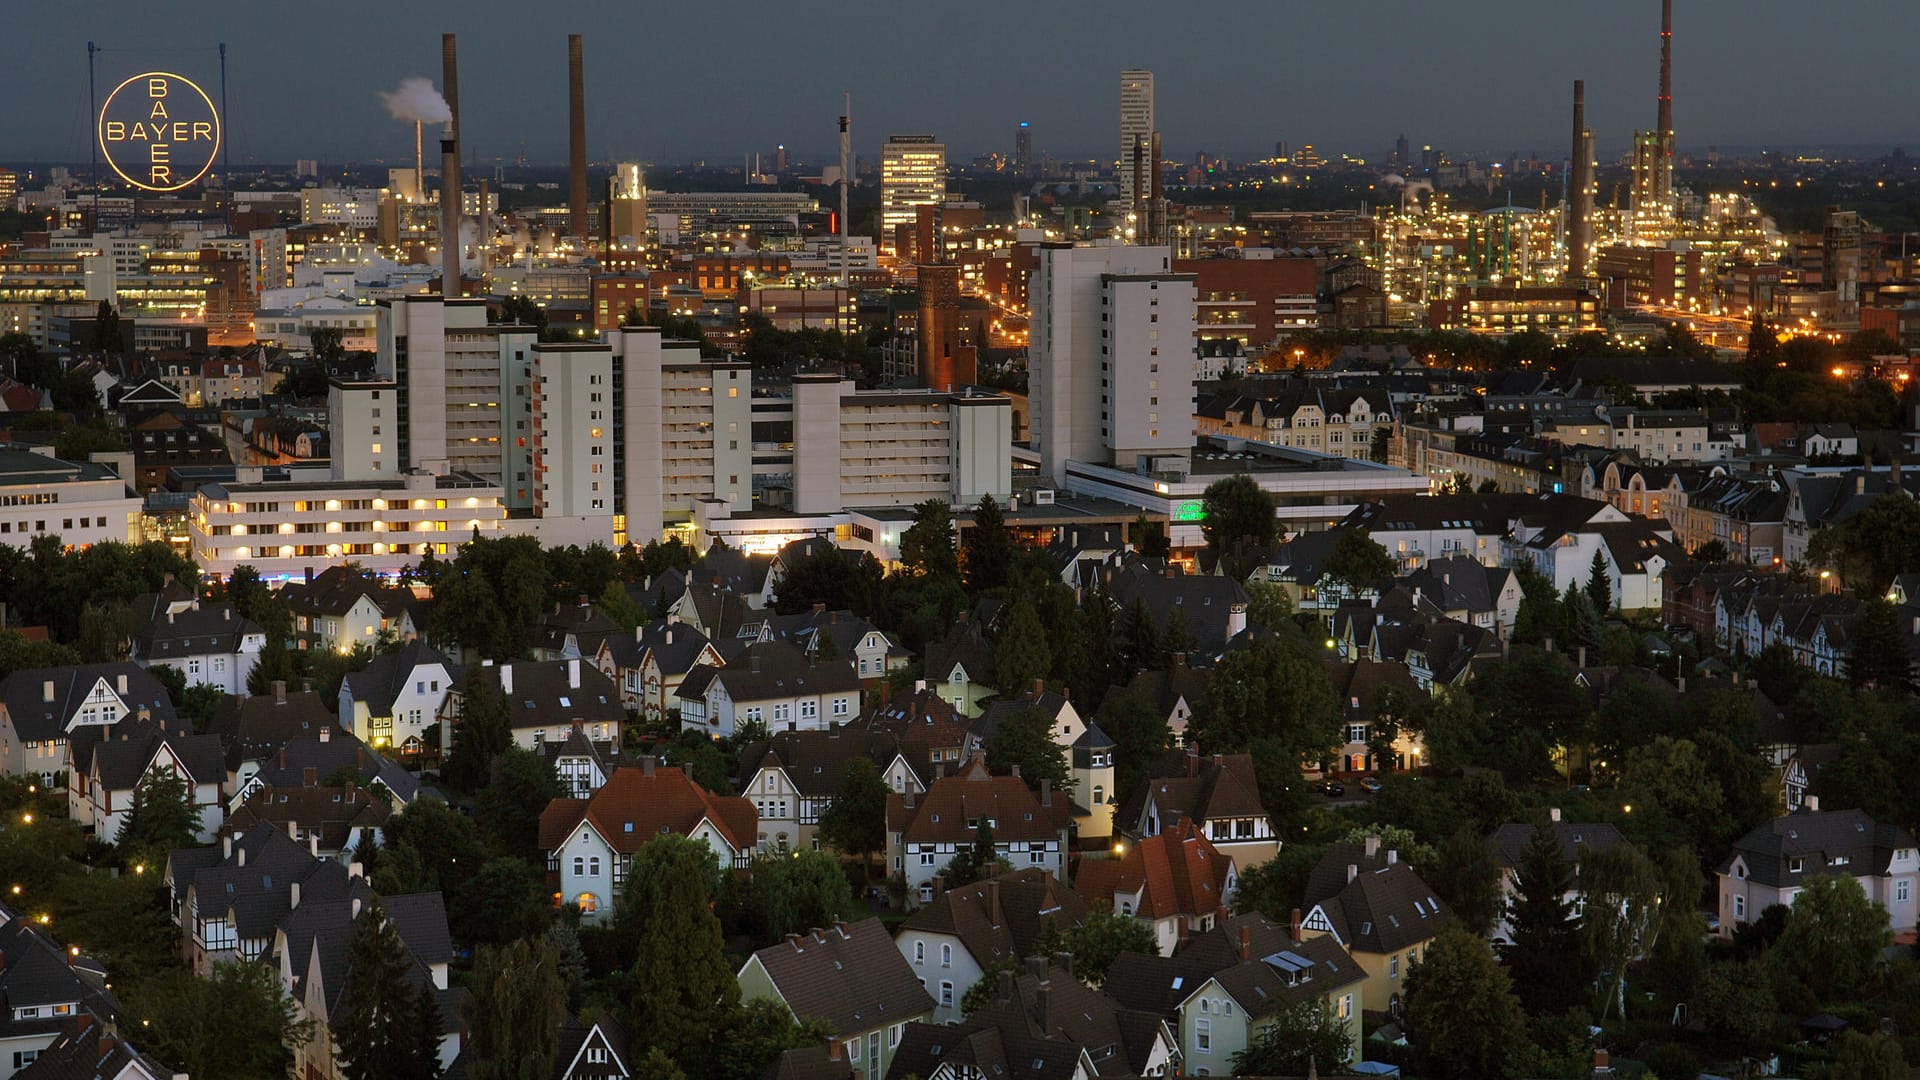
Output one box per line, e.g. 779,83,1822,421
1849,597,1913,692
474,747,564,862
1430,827,1505,937
115,766,200,866
462,938,569,1080
994,600,1051,696
1132,513,1171,559
963,494,1013,594
444,669,512,791
337,901,444,1080
623,836,740,1075
899,499,958,581
1324,529,1396,591
1199,474,1276,557
1500,823,1588,1014
817,757,888,884
1404,923,1533,1080
1585,548,1611,615
983,706,1072,796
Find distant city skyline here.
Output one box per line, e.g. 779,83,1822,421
4,0,1917,169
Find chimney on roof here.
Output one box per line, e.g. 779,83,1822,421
930,872,944,899
1387,848,1398,865
1186,747,1199,778
1053,951,1073,977
1238,923,1250,962
835,920,850,938
303,767,317,786
1856,474,1866,495
1035,982,1052,1032
290,880,301,909
1578,645,1587,669
350,896,361,919
1291,907,1304,944
578,594,589,608
167,610,175,625
237,846,247,868
1592,1049,1612,1077
1010,763,1021,779
997,967,1014,1000
224,607,231,622
1040,778,1052,807
1364,834,1380,860
642,755,657,777
222,832,233,860
501,663,513,696
319,726,331,743
751,654,762,674
568,658,580,689
813,602,826,615
272,680,286,705
287,821,299,841
827,1036,841,1062
1550,806,1562,823
1806,794,1820,812
987,878,1003,924
305,567,314,586
41,680,53,703
1032,677,1044,697
279,748,287,768
1347,863,1358,884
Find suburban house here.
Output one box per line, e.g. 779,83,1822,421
541,722,633,800
163,822,360,975
537,759,758,919
221,785,391,864
921,618,997,718
206,681,336,794
1174,922,1367,1076
126,588,265,694
1298,837,1453,1017
734,729,926,854
737,919,936,1080
0,906,124,1077
886,758,1074,909
279,566,417,653
338,639,458,756
11,1012,170,1080
533,600,624,661
890,958,1178,1080
1102,912,1365,1077
1103,562,1250,660
1076,820,1237,957
969,683,1087,761
70,720,225,844
596,618,722,722
1486,814,1632,943
677,641,862,739
0,664,177,782
863,687,971,776
225,725,421,811
1071,725,1119,841
1118,752,1278,870
1716,807,1920,939
276,891,462,1078
455,658,624,751
895,868,1089,1023
766,606,912,683
1114,662,1210,749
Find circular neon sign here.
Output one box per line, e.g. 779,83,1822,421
97,71,222,193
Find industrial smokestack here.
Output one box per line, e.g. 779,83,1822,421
1148,130,1164,246
569,34,588,241
441,34,461,298
1568,80,1592,280
839,92,851,287
1657,0,1674,207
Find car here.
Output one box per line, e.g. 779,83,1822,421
1320,780,1346,798
1360,777,1383,793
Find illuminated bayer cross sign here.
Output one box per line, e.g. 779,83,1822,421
96,71,221,193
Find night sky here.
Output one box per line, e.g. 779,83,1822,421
7,0,1916,167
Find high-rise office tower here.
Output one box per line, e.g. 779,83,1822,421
1015,122,1033,177
1119,70,1154,204
1029,244,1195,487
1393,134,1410,169
608,163,647,249
880,135,945,256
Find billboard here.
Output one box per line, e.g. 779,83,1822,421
97,71,221,193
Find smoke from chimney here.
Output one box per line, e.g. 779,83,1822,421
380,78,451,124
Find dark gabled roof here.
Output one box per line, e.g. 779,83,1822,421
208,688,339,775
768,1043,856,1080
1118,663,1211,722
604,619,715,675
89,724,224,791
170,822,357,941
1104,563,1249,656
699,641,861,705
886,987,1089,1080
748,919,935,1035
0,913,122,1046
221,786,392,854
736,729,911,798
13,1013,168,1080
246,729,421,803
901,868,1088,969
1487,822,1631,870
1302,843,1452,955
1118,752,1267,839
923,618,996,685
1207,932,1367,1020
534,601,623,657
279,566,410,621
341,639,454,718
693,545,773,597
861,688,968,760
1721,808,1917,888
467,660,624,732
0,663,176,744
764,608,907,665
971,687,1074,750
1102,911,1298,1021
127,595,262,662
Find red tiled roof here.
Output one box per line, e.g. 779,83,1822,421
538,763,757,854
1076,819,1233,920
886,758,1072,844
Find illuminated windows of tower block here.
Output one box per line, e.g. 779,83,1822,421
607,162,647,250
880,135,945,257
1119,69,1154,204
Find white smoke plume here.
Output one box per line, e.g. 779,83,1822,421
380,77,452,123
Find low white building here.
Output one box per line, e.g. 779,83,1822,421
677,641,861,740
0,445,140,551
127,592,265,696
338,640,456,755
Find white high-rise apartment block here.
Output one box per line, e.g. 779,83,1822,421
1119,70,1155,204
376,297,536,483
1029,243,1195,487
879,135,945,256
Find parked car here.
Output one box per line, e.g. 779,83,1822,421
1320,780,1346,798
1360,777,1383,793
